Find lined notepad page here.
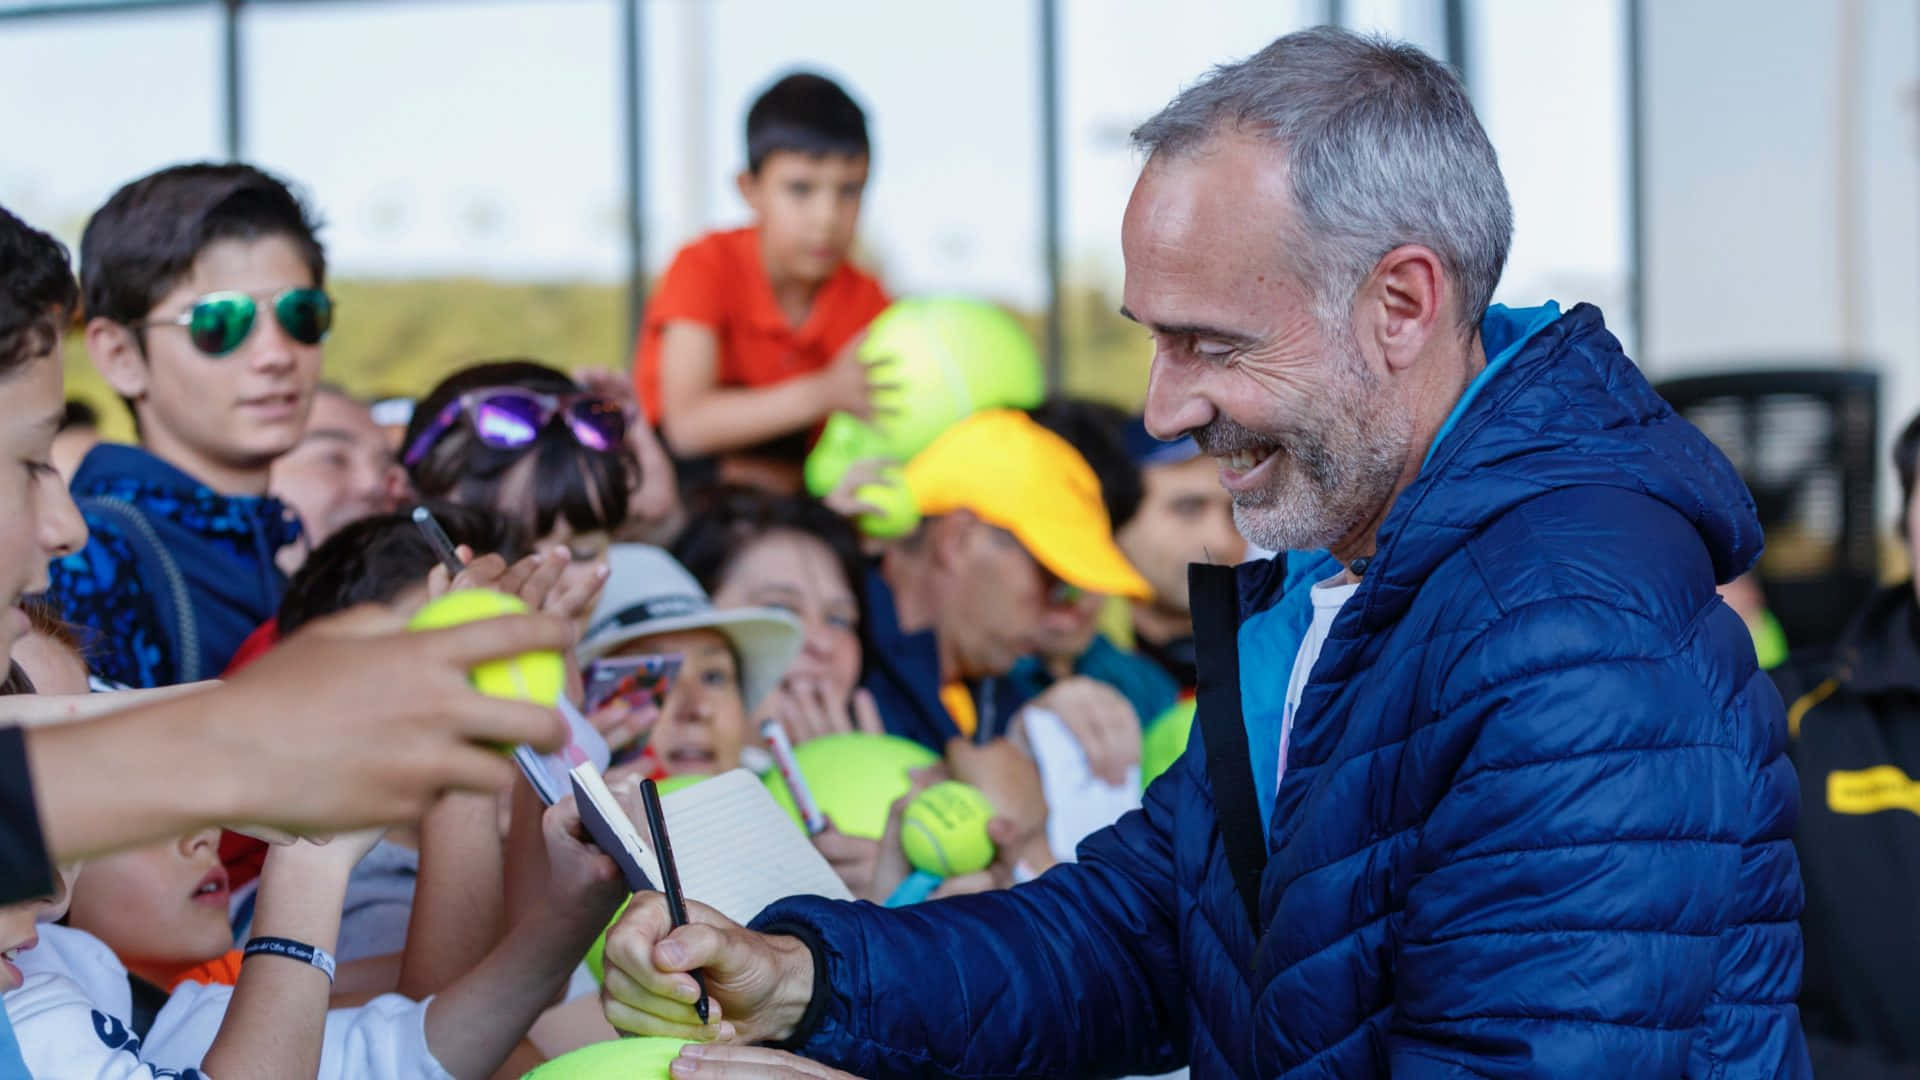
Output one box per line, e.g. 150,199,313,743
572,766,853,924
657,768,854,921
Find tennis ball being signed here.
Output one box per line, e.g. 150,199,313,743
407,590,565,712
521,1035,694,1079
901,781,996,877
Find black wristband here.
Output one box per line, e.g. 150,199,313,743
243,936,337,983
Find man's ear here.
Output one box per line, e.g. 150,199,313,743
1360,243,1447,374
85,317,151,401
927,509,979,573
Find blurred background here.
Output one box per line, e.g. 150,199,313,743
2,0,1914,639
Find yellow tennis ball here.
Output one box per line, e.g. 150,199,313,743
521,1035,694,1078
853,468,920,539
407,590,566,711
901,781,996,877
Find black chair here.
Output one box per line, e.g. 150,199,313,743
1657,369,1880,652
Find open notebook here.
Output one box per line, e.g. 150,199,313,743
571,766,853,924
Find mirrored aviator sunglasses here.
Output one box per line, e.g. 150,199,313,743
403,387,628,467
141,288,333,357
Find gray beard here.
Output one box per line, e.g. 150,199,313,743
1201,333,1412,554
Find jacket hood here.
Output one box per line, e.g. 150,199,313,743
1354,302,1761,633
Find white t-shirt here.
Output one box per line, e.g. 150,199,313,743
6,923,451,1080
1279,575,1360,784
1021,707,1143,861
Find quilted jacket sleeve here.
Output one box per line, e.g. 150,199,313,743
1387,594,1806,1079
751,752,1195,1080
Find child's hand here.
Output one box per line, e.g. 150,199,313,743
533,796,630,947
756,679,883,746
1026,676,1142,786
588,694,661,756
275,825,387,877
539,550,612,627
821,458,894,522
809,825,881,901
818,333,895,421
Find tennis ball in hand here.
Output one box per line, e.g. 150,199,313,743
901,781,997,877
804,411,891,498
853,467,920,539
407,590,565,711
522,1035,694,1079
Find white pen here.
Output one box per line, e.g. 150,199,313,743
761,716,828,835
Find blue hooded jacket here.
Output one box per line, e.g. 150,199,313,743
753,303,1808,1078
48,444,300,688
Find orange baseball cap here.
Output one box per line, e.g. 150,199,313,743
904,410,1150,600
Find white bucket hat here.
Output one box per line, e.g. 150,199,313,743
579,544,802,711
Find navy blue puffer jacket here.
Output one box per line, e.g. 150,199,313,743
756,303,1808,1078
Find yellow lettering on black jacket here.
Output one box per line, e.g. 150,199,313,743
1829,765,1920,816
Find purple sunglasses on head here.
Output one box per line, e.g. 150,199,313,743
403,386,628,467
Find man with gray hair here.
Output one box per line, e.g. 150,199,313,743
594,28,1808,1079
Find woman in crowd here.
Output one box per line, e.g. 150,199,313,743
672,486,882,744
580,543,802,779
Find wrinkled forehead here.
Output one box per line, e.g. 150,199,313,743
1121,132,1314,328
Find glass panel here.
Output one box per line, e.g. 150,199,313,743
1340,0,1449,57
0,0,198,14
1472,0,1633,350
242,0,625,400
642,0,1044,320
0,4,223,437
1057,0,1319,410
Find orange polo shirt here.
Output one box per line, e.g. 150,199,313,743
634,226,889,425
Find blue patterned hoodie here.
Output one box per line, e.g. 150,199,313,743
48,444,301,688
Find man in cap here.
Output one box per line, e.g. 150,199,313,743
856,408,1151,757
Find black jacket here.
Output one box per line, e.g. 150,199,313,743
1776,583,1920,1078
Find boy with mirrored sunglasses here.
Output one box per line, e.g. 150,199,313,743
46,163,332,688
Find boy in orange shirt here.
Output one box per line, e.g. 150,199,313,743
634,71,889,491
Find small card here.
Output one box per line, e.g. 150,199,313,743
583,654,682,715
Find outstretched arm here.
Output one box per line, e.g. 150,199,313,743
200,831,383,1079
603,752,1204,1079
